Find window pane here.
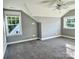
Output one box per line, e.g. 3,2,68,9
7,16,11,24
12,19,15,24
12,17,15,20
16,20,19,24
7,17,11,20
15,16,19,24
72,19,75,22
67,24,70,26
66,19,75,27
11,17,15,24
8,25,17,33
8,19,11,24
16,16,19,20
67,19,71,23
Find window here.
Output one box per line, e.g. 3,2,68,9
5,11,22,36
63,16,75,29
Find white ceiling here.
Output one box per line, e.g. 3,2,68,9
3,0,75,17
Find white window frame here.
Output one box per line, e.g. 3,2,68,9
63,16,75,29
4,11,22,36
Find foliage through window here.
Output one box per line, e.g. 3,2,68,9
5,11,22,36
7,16,19,33
64,16,75,29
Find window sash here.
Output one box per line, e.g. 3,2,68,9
5,15,22,36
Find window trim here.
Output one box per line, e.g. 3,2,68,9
4,11,22,36
63,16,75,29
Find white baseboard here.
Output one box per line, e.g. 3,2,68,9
7,35,74,45
41,35,75,40
41,35,61,40
61,35,75,39
3,44,7,57
7,37,38,45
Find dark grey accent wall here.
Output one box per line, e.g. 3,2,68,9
4,9,38,42
61,9,75,37
37,22,42,39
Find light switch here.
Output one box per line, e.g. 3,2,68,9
33,35,36,37
32,22,35,25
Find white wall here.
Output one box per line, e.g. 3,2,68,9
35,16,61,39
3,0,75,17
3,20,7,56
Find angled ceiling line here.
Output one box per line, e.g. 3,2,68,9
61,7,75,17
23,3,40,22
64,9,75,16
23,3,33,15
3,0,75,17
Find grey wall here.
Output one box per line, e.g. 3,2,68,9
61,9,75,37
34,16,61,38
4,9,38,43
37,22,42,39
4,9,75,43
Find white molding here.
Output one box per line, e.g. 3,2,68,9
4,11,22,36
7,35,75,45
41,35,61,40
7,37,38,45
41,35,75,40
61,35,75,39
3,44,7,57
3,21,7,57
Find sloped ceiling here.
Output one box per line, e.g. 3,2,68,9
3,0,75,17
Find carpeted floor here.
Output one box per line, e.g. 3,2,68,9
4,37,75,59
